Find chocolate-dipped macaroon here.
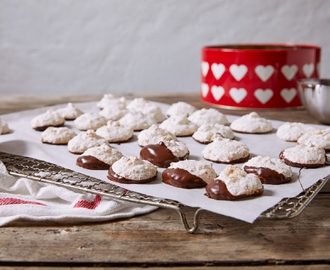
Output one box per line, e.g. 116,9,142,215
107,156,158,184
279,145,327,168
205,165,263,201
162,160,216,189
31,110,65,131
243,156,293,185
202,138,250,164
140,140,189,168
77,143,122,170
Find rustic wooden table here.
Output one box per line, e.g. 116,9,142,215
0,94,329,269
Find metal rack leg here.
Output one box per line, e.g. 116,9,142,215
175,207,204,234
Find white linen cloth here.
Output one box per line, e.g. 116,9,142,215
0,162,157,226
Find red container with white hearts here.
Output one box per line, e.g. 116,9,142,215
201,44,321,109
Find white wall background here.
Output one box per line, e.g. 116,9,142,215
0,0,329,95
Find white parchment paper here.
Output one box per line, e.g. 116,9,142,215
0,101,329,223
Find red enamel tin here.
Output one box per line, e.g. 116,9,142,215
201,44,321,109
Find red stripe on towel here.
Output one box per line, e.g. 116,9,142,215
73,195,102,209
0,197,46,206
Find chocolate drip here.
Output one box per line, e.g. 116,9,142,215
205,179,263,201
162,168,207,189
244,166,291,185
140,141,188,168
76,155,109,170
107,166,157,184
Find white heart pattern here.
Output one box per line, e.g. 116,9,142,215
201,83,209,97
281,65,298,81
229,64,248,81
303,63,314,78
211,63,226,80
201,61,209,77
211,86,225,101
255,65,274,82
229,88,247,103
254,89,274,104
281,88,297,103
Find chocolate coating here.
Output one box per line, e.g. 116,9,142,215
107,166,157,184
76,155,109,170
140,141,189,168
205,179,263,201
244,166,291,185
33,123,64,131
231,129,273,134
162,168,207,189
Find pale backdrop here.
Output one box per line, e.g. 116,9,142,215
0,0,329,95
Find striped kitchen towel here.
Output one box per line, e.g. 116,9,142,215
0,161,157,226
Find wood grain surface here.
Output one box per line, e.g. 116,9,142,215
0,94,329,269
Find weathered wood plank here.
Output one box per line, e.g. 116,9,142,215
0,195,328,264
0,265,329,269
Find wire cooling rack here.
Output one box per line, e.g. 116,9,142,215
0,151,329,233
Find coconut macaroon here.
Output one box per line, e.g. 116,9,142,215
74,113,107,131
96,94,127,109
297,129,330,152
140,139,189,168
166,101,197,117
99,104,128,121
202,138,250,164
76,143,123,170
126,97,149,111
243,156,293,185
137,124,177,147
31,110,65,131
188,108,228,127
127,98,166,123
159,115,198,137
205,165,264,201
96,120,134,143
162,160,217,189
279,144,327,168
56,103,84,120
0,118,10,135
192,123,235,144
68,130,109,154
41,127,76,145
276,122,314,142
230,112,273,134
119,111,157,131
138,104,166,124
107,156,158,184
